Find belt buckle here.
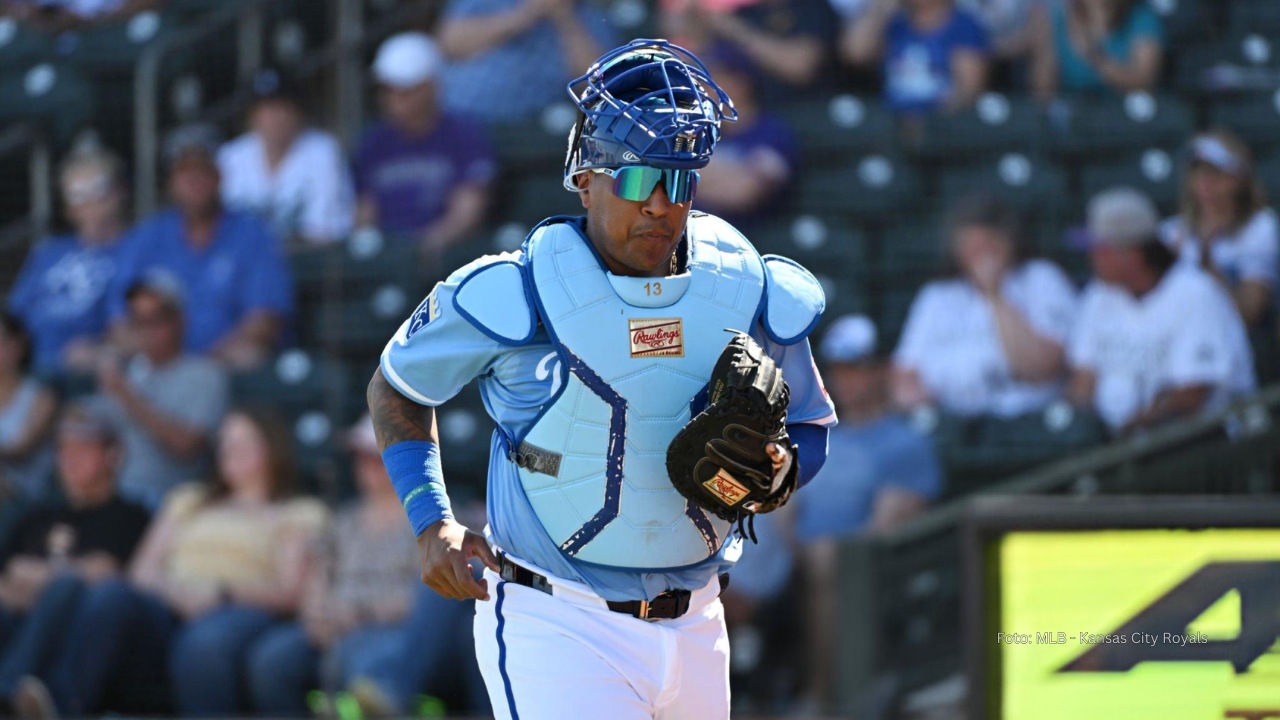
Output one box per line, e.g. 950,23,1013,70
635,599,656,622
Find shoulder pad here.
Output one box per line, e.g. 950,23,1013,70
451,253,537,346
760,255,825,345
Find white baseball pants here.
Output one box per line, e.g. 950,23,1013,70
473,563,730,720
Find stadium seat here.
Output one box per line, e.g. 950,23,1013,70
792,154,922,219
1257,153,1280,204
0,17,55,67
775,94,897,167
1078,148,1181,214
61,11,187,79
753,214,871,320
1175,35,1280,94
489,103,578,172
1209,91,1280,154
1228,1,1280,37
937,153,1071,220
503,173,587,226
0,62,94,142
1047,93,1194,158
1151,0,1217,45
907,93,1045,160
879,220,944,279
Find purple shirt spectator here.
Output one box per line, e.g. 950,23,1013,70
696,115,798,228
8,235,129,374
885,6,989,113
108,209,294,354
353,116,496,236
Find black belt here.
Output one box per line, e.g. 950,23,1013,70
497,556,724,622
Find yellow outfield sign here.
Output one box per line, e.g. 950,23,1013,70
997,529,1280,719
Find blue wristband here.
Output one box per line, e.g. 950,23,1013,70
382,441,453,536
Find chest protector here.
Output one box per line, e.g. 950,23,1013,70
518,217,765,569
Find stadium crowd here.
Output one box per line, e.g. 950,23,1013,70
0,0,1276,716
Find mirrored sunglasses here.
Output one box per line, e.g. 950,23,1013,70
592,166,699,203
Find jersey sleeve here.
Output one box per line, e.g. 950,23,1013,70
755,327,837,427
299,133,357,244
1020,261,1078,344
379,271,509,407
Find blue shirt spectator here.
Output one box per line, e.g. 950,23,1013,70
436,0,615,124
795,414,942,542
8,144,133,375
9,236,129,375
1032,0,1164,98
842,0,990,115
110,209,293,358
793,313,941,709
883,3,989,113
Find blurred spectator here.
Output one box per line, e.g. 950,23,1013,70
843,0,990,115
662,0,839,105
793,314,941,711
1068,187,1256,435
244,415,420,716
2,0,159,31
355,33,495,265
0,404,149,714
7,143,133,375
0,313,57,502
958,0,1045,60
218,68,356,248
1030,0,1163,99
1161,130,1278,331
110,125,295,369
93,276,229,509
36,407,328,717
693,43,798,227
893,196,1077,417
436,0,614,124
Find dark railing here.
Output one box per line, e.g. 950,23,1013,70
832,384,1280,716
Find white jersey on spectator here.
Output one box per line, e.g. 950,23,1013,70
1160,209,1279,288
894,259,1077,417
218,128,356,245
1068,265,1256,431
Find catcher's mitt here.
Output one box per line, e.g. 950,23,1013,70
666,332,799,541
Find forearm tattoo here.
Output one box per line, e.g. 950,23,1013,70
367,370,435,450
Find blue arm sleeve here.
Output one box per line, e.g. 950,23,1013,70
789,422,829,489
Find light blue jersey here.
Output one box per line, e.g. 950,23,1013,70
381,216,835,601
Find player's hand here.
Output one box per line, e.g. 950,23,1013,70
417,518,501,601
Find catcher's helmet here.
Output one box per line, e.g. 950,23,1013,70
562,38,737,191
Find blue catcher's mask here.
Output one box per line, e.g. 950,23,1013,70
563,39,737,193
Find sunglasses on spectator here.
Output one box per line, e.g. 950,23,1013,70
62,174,114,206
592,166,699,204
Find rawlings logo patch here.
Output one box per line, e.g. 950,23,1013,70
629,318,684,357
703,469,749,506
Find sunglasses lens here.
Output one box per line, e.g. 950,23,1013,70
611,166,663,201
665,169,698,203
609,167,698,203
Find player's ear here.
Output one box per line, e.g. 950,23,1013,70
575,172,592,209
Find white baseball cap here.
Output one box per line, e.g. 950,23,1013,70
372,32,443,88
819,314,878,365
1079,186,1160,248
